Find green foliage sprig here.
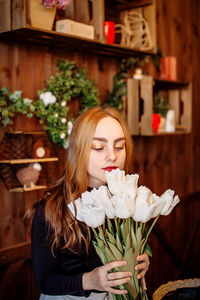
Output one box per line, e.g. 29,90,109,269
34,59,99,147
105,56,150,110
0,87,35,127
153,93,169,117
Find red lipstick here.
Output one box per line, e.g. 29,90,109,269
103,166,117,172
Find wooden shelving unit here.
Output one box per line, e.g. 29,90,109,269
126,76,192,136
0,27,154,58
0,131,59,192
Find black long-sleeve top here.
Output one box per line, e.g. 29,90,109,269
31,200,103,296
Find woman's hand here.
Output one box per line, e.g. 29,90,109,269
82,260,132,295
135,252,150,290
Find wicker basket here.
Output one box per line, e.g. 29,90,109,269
153,278,200,300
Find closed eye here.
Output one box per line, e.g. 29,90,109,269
115,144,125,150
92,147,104,151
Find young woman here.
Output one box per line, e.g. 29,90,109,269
31,106,149,299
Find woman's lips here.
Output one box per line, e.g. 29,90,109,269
103,166,117,172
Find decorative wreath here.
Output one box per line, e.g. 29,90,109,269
34,59,99,148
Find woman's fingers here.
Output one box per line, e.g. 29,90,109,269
106,271,132,281
141,277,147,290
104,260,128,272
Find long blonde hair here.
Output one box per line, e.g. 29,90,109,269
43,107,134,254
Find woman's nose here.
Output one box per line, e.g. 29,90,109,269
106,147,116,161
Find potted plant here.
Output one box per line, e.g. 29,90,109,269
153,92,169,132
29,0,71,30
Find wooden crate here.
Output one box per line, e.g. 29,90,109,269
126,76,192,135
0,0,105,42
118,0,157,53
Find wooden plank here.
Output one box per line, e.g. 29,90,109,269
168,89,180,127
74,0,90,24
180,83,192,132
9,157,58,164
127,78,140,135
90,0,105,41
140,75,154,135
12,0,27,30
0,0,11,33
9,185,47,192
0,242,31,265
143,0,157,53
116,0,153,11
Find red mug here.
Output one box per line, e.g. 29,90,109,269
104,21,115,44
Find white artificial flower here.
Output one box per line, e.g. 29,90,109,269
61,118,67,123
40,91,57,107
111,192,135,218
67,120,73,135
61,101,66,107
106,168,126,194
54,113,59,118
93,186,115,219
23,98,33,105
160,189,180,216
67,198,84,222
60,132,66,139
10,90,22,100
63,139,69,149
133,186,164,222
80,188,106,227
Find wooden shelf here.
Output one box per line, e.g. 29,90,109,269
9,185,47,192
0,157,59,164
154,78,189,90
0,27,155,58
126,76,192,136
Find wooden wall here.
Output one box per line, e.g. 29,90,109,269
0,0,200,299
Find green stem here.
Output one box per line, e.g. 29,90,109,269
107,216,113,233
98,225,108,247
114,217,120,237
141,215,160,253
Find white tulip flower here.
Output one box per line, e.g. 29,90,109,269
81,188,105,227
94,186,115,219
67,198,84,222
133,186,164,222
106,168,126,194
160,189,180,216
111,191,135,218
40,91,56,106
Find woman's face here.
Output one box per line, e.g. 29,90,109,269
87,116,126,188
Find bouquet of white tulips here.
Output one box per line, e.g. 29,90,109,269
68,169,180,300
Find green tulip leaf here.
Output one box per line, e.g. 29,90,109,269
106,230,116,245
107,241,123,260
93,244,107,265
116,232,123,253
144,243,152,257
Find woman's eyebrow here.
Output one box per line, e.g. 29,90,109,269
93,137,125,143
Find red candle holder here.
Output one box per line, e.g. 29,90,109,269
152,113,161,134
104,21,115,44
